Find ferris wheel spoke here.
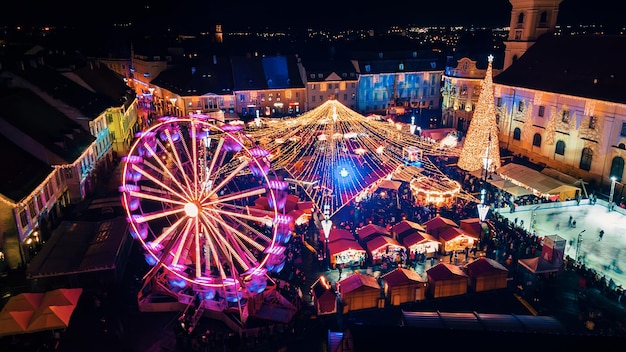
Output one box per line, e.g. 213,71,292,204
203,186,266,206
205,160,250,199
128,190,188,207
134,153,193,200
225,211,273,244
133,206,185,224
171,218,195,266
204,221,253,273
206,137,225,183
200,211,266,252
208,207,272,224
150,215,189,248
162,130,195,196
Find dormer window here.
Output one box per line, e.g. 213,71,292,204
365,65,371,73
399,63,404,71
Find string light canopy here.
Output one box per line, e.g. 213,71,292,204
249,100,478,218
457,55,501,173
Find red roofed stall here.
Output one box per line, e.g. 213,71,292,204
426,262,468,299
380,267,427,305
338,272,382,312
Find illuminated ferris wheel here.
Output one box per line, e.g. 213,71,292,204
119,116,293,316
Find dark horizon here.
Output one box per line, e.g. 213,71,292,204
1,0,623,32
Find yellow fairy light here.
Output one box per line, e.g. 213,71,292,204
458,55,502,173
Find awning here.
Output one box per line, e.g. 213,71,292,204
377,179,402,191
495,163,581,201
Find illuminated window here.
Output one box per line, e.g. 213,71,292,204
562,110,570,123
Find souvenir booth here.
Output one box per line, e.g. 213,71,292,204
328,239,366,270
380,267,427,305
338,272,382,312
310,276,338,316
402,231,440,258
438,227,478,254
356,223,390,242
391,219,426,242
365,235,406,266
423,215,459,238
426,262,468,299
465,257,509,292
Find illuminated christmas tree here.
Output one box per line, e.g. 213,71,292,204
457,55,501,174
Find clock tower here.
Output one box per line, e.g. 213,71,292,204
503,0,563,70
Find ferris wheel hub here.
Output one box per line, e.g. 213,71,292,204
184,202,200,217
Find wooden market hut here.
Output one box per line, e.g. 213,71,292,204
327,239,366,269
465,257,509,292
310,276,338,316
380,267,427,305
391,219,425,242
328,228,356,242
426,262,468,299
401,231,439,258
437,227,478,254
338,272,382,312
459,218,487,239
365,235,406,265
423,215,459,238
356,223,390,242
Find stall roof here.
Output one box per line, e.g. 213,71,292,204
392,220,425,237
377,179,402,191
26,217,129,279
402,231,438,247
381,267,425,286
338,273,380,294
328,239,365,256
356,223,390,241
402,311,565,333
365,235,404,253
496,163,580,200
518,257,561,274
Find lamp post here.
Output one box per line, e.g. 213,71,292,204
576,229,586,262
609,176,617,211
321,216,332,270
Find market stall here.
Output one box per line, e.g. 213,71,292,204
310,276,338,316
423,215,459,238
465,257,509,292
391,219,426,242
356,223,390,242
365,235,406,265
380,267,427,305
338,272,382,312
328,239,366,269
438,227,478,254
401,231,440,258
426,263,468,299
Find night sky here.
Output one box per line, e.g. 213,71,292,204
1,0,622,31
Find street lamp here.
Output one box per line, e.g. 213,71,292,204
321,216,333,270
576,229,586,262
609,176,617,211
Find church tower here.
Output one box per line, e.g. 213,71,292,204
503,0,563,70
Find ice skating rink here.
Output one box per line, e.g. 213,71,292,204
495,201,626,288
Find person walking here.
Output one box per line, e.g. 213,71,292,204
599,230,604,241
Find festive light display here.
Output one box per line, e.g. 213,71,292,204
457,55,501,173
249,100,478,217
